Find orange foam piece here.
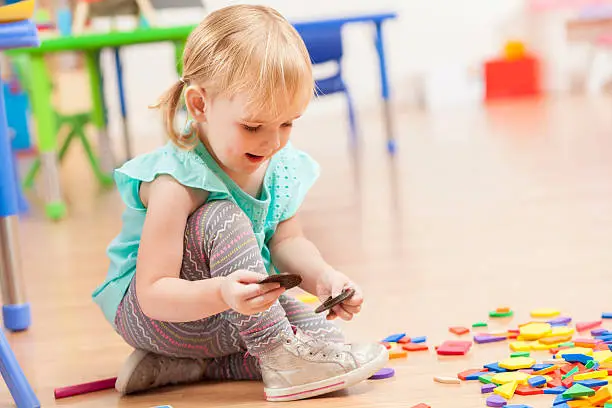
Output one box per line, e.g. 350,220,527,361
411,404,431,408
588,386,612,405
497,307,511,313
449,326,470,335
574,338,603,348
381,342,392,350
403,343,429,352
389,349,407,359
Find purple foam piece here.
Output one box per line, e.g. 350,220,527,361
369,367,395,380
548,316,571,326
474,335,506,344
486,395,507,407
481,383,496,393
592,328,608,336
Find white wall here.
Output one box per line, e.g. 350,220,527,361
94,0,589,144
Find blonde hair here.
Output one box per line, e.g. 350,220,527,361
152,4,314,147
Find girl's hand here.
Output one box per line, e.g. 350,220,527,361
220,270,286,315
315,269,363,321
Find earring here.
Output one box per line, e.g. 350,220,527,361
181,119,195,138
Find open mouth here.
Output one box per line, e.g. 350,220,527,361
245,153,265,163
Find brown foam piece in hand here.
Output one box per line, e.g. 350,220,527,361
258,273,302,290
315,288,356,314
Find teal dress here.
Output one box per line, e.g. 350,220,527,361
92,140,319,328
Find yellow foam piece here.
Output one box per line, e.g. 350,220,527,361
589,385,612,405
567,400,593,408
573,370,608,381
510,341,533,351
594,350,612,363
532,342,558,351
499,356,536,370
491,372,530,385
494,380,518,399
530,308,561,318
0,0,35,23
295,293,319,304
556,347,594,358
548,326,575,337
520,322,552,340
389,349,407,359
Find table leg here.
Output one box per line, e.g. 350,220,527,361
84,50,115,178
28,55,66,220
113,47,132,160
374,21,396,154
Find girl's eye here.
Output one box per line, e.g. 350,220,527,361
281,122,293,128
242,124,260,132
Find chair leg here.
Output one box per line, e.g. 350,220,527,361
344,89,358,147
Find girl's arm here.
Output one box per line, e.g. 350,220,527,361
135,175,230,322
268,215,333,295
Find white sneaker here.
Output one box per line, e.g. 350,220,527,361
115,349,208,395
259,328,388,401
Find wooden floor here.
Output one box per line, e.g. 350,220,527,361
6,94,612,408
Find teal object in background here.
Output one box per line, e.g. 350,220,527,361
3,81,31,151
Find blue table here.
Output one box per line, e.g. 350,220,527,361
0,18,41,408
292,12,398,153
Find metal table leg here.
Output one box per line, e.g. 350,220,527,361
374,21,396,154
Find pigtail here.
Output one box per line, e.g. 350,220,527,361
150,79,195,148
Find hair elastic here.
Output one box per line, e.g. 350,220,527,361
181,119,195,137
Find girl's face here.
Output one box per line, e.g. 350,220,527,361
186,88,304,177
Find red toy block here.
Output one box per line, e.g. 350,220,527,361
458,368,488,381
548,378,562,388
562,377,574,388
403,343,429,352
516,385,544,396
576,320,602,332
484,54,540,101
449,326,470,335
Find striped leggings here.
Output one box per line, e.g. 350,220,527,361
114,200,343,380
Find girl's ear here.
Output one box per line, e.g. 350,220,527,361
184,86,207,122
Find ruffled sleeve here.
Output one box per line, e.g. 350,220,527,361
269,144,320,222
113,142,230,210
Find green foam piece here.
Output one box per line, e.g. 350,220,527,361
585,360,596,369
604,402,612,408
489,310,514,318
562,383,595,398
562,366,579,380
473,322,488,327
511,352,530,358
559,342,575,348
478,374,494,384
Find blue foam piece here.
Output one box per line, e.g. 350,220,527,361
484,362,508,373
465,371,489,381
382,333,406,343
506,406,533,408
562,353,594,364
597,334,612,341
602,312,612,319
554,404,569,408
544,386,567,395
411,336,426,343
531,363,553,371
528,376,546,387
575,379,608,388
609,344,612,352
553,394,572,405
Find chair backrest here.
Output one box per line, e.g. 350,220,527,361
295,24,343,65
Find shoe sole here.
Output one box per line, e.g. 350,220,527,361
264,345,389,402
115,349,150,395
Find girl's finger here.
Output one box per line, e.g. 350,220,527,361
243,282,282,299
246,287,285,307
331,304,352,321
341,303,361,315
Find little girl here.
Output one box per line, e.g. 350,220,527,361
92,4,387,402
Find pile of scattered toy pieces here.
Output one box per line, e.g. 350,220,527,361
371,308,612,407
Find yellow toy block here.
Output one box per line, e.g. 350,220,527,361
573,370,608,381
532,342,558,351
588,385,612,406
0,0,35,23
510,341,533,351
504,40,526,60
548,326,575,337
492,372,530,385
494,381,518,399
534,365,559,375
594,350,612,363
567,399,594,408
530,308,561,318
520,322,552,340
556,347,594,358
499,356,536,370
295,293,319,304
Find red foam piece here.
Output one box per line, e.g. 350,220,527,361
484,55,541,100
403,343,428,352
576,320,603,332
458,368,488,381
516,385,544,396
